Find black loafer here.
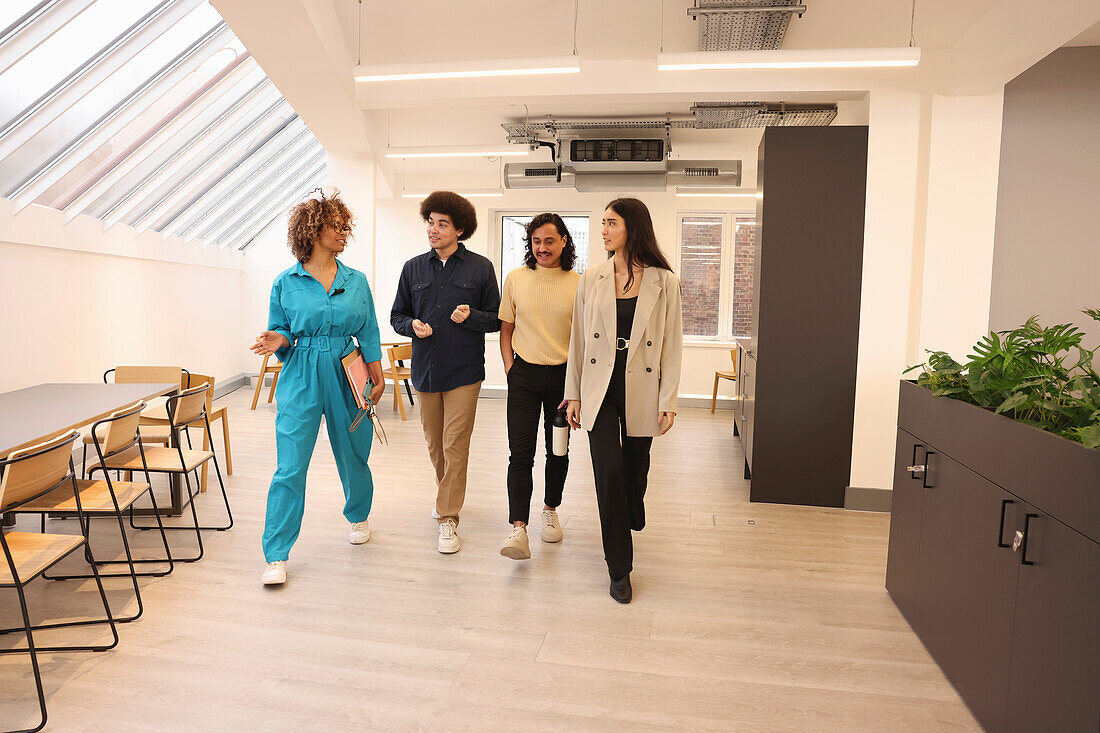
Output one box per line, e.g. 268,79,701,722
609,574,632,604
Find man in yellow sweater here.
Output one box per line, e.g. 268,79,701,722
498,213,582,559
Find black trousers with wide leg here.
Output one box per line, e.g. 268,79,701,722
506,356,569,525
587,352,653,579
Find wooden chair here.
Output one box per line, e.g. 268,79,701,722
89,382,233,541
82,366,188,473
0,430,119,733
385,343,414,421
138,373,232,492
711,348,739,414
20,402,177,624
251,345,282,409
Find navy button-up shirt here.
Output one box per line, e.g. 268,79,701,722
390,244,501,393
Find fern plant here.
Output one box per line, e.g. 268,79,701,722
906,309,1100,450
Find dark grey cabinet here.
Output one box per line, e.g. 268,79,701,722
737,126,867,506
1004,506,1100,733
912,446,1020,732
885,430,926,623
887,382,1100,732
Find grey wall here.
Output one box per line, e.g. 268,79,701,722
989,46,1100,347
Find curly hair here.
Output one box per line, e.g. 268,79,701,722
287,188,355,262
523,213,576,271
418,191,477,241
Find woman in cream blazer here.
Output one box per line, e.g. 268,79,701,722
563,197,683,603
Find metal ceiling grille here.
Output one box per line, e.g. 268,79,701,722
502,101,837,142
690,102,838,128
0,0,324,252
688,1,806,51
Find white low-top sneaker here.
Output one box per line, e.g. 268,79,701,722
437,518,460,554
348,520,371,544
541,509,563,543
500,525,531,560
262,561,287,585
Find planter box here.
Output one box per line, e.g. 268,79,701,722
887,381,1099,732
897,380,1100,542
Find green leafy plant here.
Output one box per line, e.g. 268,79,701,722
906,309,1100,449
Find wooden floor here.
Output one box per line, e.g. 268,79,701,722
1,386,980,732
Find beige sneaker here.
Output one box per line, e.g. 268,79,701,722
500,525,531,560
541,510,563,543
348,520,371,544
261,561,287,585
437,518,460,554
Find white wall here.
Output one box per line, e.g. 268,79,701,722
918,92,1005,361
0,202,247,393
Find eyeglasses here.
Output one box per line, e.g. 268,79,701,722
328,222,352,235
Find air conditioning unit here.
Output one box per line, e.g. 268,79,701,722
503,158,741,192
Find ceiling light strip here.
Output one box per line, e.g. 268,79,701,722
657,47,920,71
355,56,581,83
400,192,504,198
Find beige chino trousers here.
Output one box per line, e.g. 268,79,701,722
415,381,482,523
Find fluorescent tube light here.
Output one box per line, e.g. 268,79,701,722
356,56,581,83
675,187,758,198
401,192,505,199
657,47,921,71
386,147,529,159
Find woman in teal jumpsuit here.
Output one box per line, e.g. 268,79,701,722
251,191,384,585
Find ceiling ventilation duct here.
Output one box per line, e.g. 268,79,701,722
503,155,741,192
688,0,807,51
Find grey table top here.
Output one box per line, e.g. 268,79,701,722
0,382,178,459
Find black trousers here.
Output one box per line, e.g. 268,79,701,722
587,353,653,579
506,356,568,525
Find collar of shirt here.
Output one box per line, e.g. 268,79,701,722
429,242,468,264
293,259,351,291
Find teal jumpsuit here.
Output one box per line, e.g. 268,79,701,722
262,260,383,562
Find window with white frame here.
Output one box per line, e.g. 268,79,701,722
496,212,590,287
677,212,757,340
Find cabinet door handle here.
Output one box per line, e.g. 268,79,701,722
1020,513,1038,566
920,451,935,488
908,443,924,480
997,499,1015,549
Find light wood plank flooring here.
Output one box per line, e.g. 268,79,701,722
1,386,980,731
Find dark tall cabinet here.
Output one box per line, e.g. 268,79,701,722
737,126,867,507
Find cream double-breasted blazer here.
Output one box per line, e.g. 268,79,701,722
564,258,683,437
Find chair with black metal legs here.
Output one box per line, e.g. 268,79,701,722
0,430,119,733
80,366,188,477
15,402,179,624
88,382,232,536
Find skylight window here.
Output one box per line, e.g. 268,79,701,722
0,0,324,251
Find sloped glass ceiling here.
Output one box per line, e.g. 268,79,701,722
0,0,325,251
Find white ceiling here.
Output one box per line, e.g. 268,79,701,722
212,0,1100,192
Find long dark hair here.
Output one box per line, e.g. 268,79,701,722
523,213,576,270
605,197,673,292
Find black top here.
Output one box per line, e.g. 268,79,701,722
616,296,637,342
390,243,502,392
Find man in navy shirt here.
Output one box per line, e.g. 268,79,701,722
391,191,500,554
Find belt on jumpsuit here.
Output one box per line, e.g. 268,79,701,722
294,335,352,352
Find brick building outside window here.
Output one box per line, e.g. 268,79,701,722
678,212,756,340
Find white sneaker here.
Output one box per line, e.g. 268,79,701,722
541,509,563,543
500,525,531,560
437,518,460,554
262,561,287,585
432,508,440,519
348,520,371,545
